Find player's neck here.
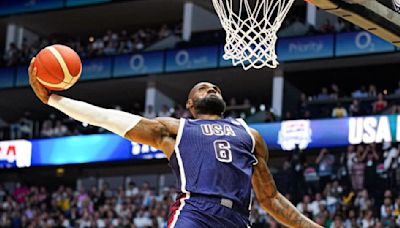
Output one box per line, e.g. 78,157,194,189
195,114,222,120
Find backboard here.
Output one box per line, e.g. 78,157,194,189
307,0,400,46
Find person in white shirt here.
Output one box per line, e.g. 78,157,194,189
296,195,313,216
125,182,139,197
310,193,326,217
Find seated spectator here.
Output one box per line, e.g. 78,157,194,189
372,93,387,113
332,103,348,118
317,87,331,100
394,81,400,95
303,110,312,119
354,189,371,212
298,93,309,117
352,85,368,98
264,110,276,122
330,84,340,99
334,18,346,32
381,197,394,218
391,104,400,114
157,105,171,117
368,84,377,97
310,193,326,217
40,119,54,138
381,206,395,227
343,209,358,228
319,19,335,33
277,17,310,37
283,111,294,120
10,112,33,139
3,43,19,66
349,99,361,116
361,210,376,228
296,195,313,217
330,215,344,228
91,38,105,56
158,24,172,39
53,120,69,137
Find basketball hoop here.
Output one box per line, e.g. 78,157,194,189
212,0,295,70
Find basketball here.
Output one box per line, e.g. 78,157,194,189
34,44,82,91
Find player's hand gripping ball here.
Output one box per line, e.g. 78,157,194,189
34,44,81,91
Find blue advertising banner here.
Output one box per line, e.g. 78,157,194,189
29,134,165,166
113,52,164,77
0,0,63,16
0,67,15,89
166,46,219,72
277,35,334,61
253,115,400,150
66,0,110,7
0,135,165,168
80,57,112,81
15,65,29,87
336,31,395,56
1,115,399,168
31,134,132,166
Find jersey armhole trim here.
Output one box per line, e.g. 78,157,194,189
174,118,191,194
236,118,258,165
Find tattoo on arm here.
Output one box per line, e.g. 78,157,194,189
265,194,316,228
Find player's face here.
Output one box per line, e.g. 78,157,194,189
187,82,226,116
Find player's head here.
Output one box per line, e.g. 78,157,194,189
186,82,226,118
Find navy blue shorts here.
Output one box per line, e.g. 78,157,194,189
168,193,250,228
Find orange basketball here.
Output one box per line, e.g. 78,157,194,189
34,44,82,91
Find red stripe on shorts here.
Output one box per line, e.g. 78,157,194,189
167,193,187,227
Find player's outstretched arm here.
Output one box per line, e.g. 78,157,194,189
250,129,322,228
28,58,178,157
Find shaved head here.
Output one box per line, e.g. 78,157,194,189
188,82,220,100
186,82,225,118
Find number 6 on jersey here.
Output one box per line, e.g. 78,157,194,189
214,140,232,163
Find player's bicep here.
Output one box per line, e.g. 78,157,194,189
124,118,169,150
251,129,278,202
252,155,278,202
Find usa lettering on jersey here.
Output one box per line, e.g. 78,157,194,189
200,124,236,136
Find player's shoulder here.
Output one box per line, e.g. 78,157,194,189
247,127,269,159
248,127,262,141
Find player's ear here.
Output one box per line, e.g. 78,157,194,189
186,99,193,110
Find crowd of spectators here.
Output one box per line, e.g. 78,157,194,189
0,182,174,227
0,15,359,68
1,142,400,227
2,80,400,140
285,82,400,121
256,142,400,227
278,17,358,38
0,24,180,67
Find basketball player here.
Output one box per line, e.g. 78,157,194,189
28,58,321,228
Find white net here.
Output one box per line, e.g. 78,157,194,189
212,0,295,70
